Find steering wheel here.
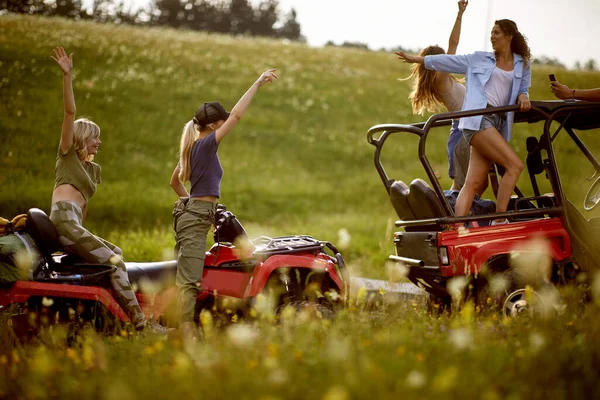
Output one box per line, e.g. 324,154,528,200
584,175,600,211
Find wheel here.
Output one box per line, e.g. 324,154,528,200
502,288,542,318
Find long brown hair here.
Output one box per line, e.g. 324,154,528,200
495,19,531,66
406,45,458,115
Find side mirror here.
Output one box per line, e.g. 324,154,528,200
584,175,600,211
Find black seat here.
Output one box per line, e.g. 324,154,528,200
26,208,61,259
407,179,446,220
389,180,416,221
126,261,177,291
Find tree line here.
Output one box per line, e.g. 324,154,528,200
0,0,303,41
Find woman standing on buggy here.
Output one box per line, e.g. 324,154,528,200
396,19,532,223
170,69,278,338
396,0,469,190
49,46,167,334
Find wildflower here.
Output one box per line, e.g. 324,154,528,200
448,328,473,350
226,323,258,347
41,297,54,307
337,228,351,250
406,370,426,388
322,386,350,400
396,345,406,356
529,332,546,353
200,309,214,339
386,261,408,282
356,286,367,306
433,367,459,392
109,254,122,266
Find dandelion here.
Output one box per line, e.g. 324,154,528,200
447,276,468,303
448,328,473,350
138,277,161,295
529,332,546,353
41,297,54,307
226,323,258,347
327,337,352,362
268,369,288,386
510,237,552,286
337,228,351,250
109,254,122,266
386,260,409,282
406,370,426,388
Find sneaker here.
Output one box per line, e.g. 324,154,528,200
490,219,509,225
138,319,171,336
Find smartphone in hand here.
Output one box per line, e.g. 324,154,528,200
549,74,556,82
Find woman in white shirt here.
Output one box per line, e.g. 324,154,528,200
397,19,532,224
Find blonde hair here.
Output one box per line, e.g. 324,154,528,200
406,45,459,115
73,118,101,161
177,120,200,183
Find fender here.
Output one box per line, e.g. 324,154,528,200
244,253,344,298
439,217,571,277
0,281,129,322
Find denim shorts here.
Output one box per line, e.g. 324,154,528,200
462,113,505,144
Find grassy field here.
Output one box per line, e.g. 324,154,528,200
2,15,600,399
3,15,600,277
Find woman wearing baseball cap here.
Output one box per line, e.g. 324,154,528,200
169,68,278,338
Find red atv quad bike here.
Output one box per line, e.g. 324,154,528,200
368,100,600,317
0,205,349,340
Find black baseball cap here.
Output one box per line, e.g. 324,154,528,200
194,102,230,125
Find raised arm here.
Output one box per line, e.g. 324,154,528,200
51,47,75,155
170,164,189,197
447,1,468,55
215,69,278,144
551,81,600,102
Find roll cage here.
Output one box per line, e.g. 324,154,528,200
367,100,600,229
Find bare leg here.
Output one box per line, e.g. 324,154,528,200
455,146,491,216
470,127,524,213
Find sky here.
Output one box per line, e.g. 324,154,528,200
109,0,600,68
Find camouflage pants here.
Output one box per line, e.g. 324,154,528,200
49,201,145,326
173,198,216,324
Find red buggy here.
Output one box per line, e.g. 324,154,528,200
368,100,600,316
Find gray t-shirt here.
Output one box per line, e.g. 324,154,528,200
189,131,223,198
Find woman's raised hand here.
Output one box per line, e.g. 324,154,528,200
458,0,468,14
51,46,73,75
255,69,278,87
395,51,418,64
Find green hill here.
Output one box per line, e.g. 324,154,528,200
2,14,600,276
